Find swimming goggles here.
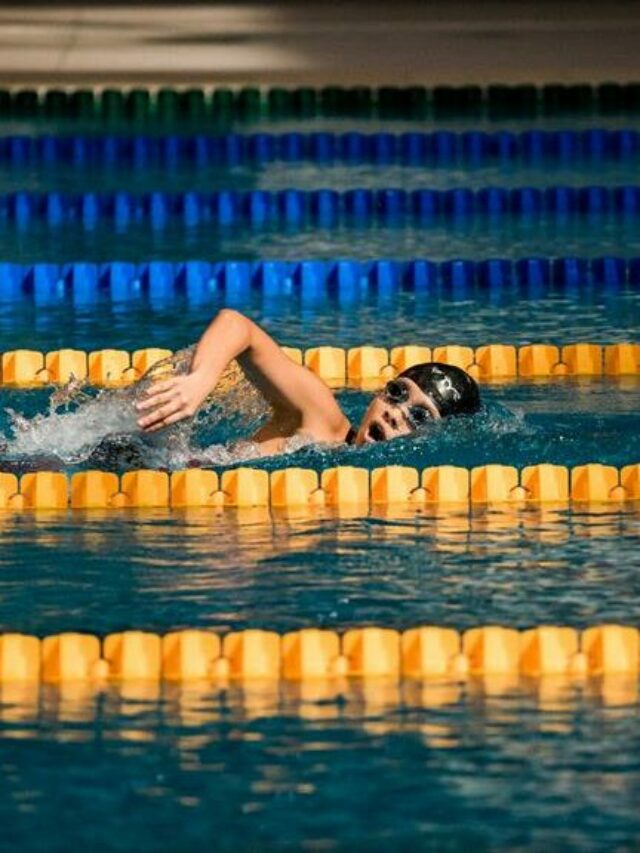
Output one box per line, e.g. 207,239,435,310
382,379,436,430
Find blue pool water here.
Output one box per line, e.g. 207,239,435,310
5,114,640,139
2,161,640,196
1,503,639,635
1,380,639,475
1,280,638,350
2,505,640,849
1,217,639,264
3,677,640,852
1,105,639,850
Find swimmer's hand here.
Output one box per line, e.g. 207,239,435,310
136,373,209,432
134,308,348,441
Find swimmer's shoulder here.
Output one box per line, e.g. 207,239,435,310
299,400,351,443
255,422,352,456
298,416,351,445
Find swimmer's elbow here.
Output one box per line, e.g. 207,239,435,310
213,308,278,365
216,307,246,326
215,308,252,345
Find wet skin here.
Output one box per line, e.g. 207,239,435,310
354,377,441,445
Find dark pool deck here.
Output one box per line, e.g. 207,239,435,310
0,1,639,86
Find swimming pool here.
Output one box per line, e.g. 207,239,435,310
1,84,639,850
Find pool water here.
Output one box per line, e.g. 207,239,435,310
1,381,639,474
1,99,639,850
1,503,640,635
3,676,640,852
1,280,638,349
5,113,640,138
3,161,640,196
2,504,640,849
2,217,639,264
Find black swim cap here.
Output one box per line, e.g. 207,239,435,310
399,362,481,418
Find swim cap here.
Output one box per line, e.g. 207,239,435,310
398,362,481,417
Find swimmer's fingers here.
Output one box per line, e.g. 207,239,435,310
136,379,178,410
144,378,177,395
136,374,205,430
144,409,188,433
138,402,181,430
136,388,177,413
138,393,199,431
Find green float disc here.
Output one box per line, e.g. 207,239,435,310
267,87,292,118
597,82,624,114
0,89,12,117
181,87,206,121
211,88,234,120
43,89,69,118
625,83,640,114
100,88,125,122
69,89,95,119
292,87,317,118
511,85,539,118
13,89,40,117
406,86,429,118
125,88,151,123
236,87,261,119
377,86,401,118
347,86,373,117
320,86,345,116
156,87,179,122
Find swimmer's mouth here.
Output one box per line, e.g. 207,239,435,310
367,422,386,443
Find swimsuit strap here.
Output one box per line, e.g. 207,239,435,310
344,425,357,445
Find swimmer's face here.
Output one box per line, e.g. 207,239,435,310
354,377,441,445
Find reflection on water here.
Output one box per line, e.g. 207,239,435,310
1,674,640,728
1,279,639,355
0,505,638,636
5,114,640,139
1,380,639,475
1,677,640,850
1,216,640,264
3,160,640,196
3,111,640,850
0,349,272,471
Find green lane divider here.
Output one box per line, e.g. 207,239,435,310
2,83,640,123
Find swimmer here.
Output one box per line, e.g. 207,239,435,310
136,309,480,454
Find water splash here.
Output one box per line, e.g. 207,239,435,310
0,348,271,472
0,355,535,474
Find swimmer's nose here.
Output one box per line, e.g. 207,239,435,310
383,409,399,430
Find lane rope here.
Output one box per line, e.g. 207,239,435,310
1,186,639,228
1,257,639,304
1,129,638,168
0,342,638,386
1,82,639,121
1,625,639,682
0,462,638,510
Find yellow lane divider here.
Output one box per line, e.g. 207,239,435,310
1,625,639,683
1,342,639,387
0,463,638,510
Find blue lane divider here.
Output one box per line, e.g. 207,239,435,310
1,187,640,229
0,257,637,304
1,130,639,168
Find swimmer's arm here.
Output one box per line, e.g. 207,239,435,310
137,309,348,438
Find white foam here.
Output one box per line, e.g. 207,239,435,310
0,348,272,469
